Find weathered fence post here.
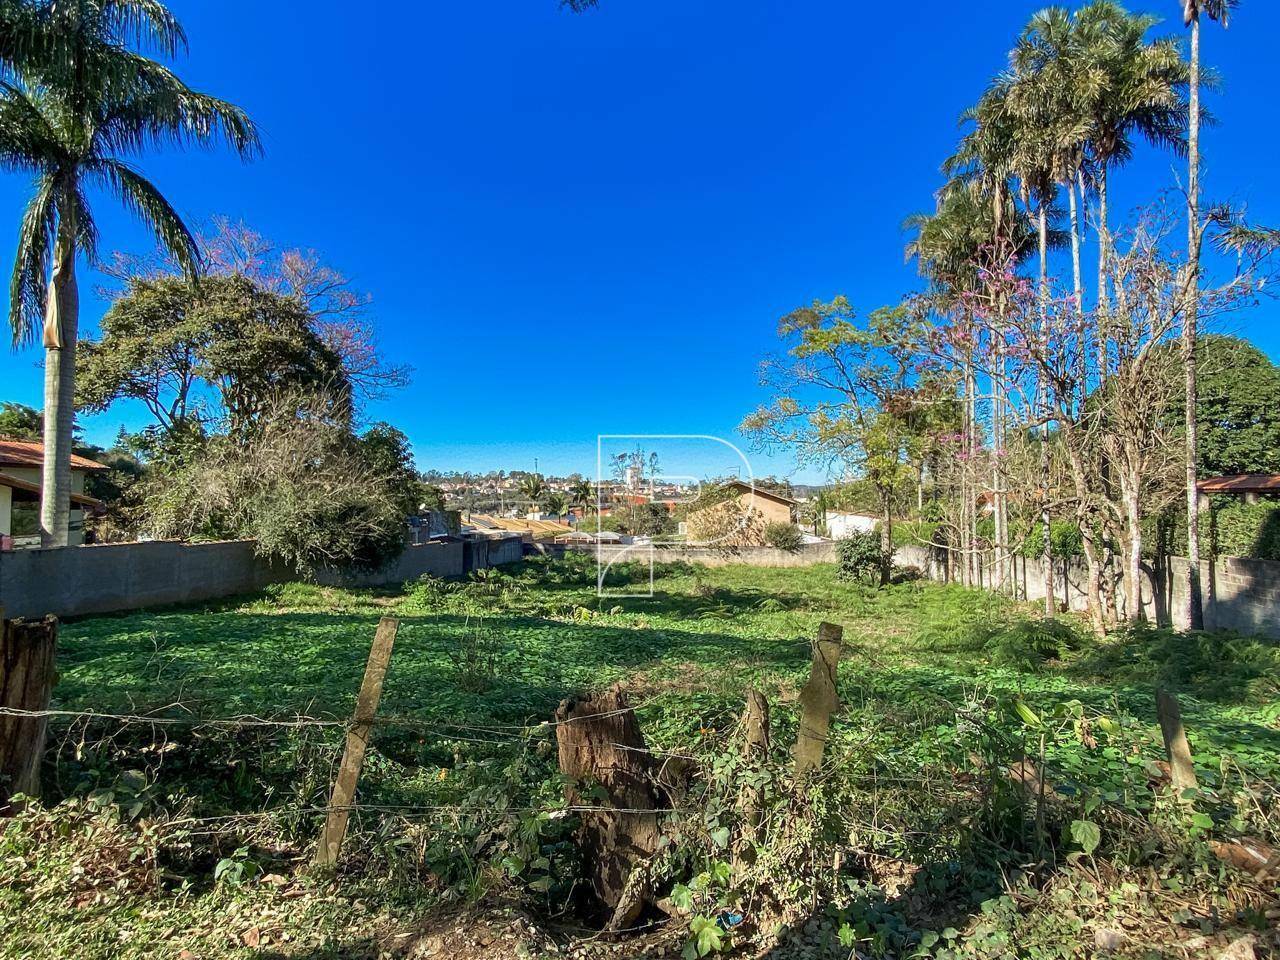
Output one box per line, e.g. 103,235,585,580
734,689,771,873
1156,688,1198,795
0,613,58,813
793,622,844,778
314,616,399,868
741,689,770,759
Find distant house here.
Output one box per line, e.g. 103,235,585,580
0,439,106,548
719,480,795,526
826,511,879,540
686,480,796,547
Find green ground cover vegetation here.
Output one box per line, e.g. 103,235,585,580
2,556,1277,958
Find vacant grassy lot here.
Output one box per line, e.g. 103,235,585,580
3,556,1278,958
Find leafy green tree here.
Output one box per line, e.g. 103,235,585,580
138,393,407,573
0,0,258,546
78,275,349,436
1162,334,1280,476
357,422,421,517
742,299,944,585
0,400,41,439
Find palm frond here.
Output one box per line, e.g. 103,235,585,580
100,0,188,57
98,80,261,159
89,158,200,276
1216,224,1280,258
8,170,57,347
0,79,65,172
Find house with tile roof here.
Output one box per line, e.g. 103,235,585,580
0,439,107,548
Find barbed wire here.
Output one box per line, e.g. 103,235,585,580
0,695,667,740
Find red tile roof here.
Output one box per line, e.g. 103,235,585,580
0,438,108,472
726,480,797,506
1197,474,1280,495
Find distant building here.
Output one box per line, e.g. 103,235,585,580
685,480,796,547
1197,474,1280,506
555,530,625,546
462,513,574,543
0,440,106,549
826,511,879,540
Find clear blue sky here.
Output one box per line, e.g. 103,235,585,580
1,0,1278,483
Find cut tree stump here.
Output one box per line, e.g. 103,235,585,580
0,615,58,814
793,622,844,778
554,684,661,930
1156,689,1198,795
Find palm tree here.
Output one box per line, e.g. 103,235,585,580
1182,0,1235,630
519,473,547,512
1,1,258,546
569,477,595,520
805,489,833,536
948,78,1067,606
542,492,568,522
1074,2,1187,340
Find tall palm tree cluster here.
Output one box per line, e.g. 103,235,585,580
0,0,258,547
906,0,1235,630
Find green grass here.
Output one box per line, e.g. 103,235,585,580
5,556,1279,959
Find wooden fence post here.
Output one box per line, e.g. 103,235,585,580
793,622,844,778
0,613,58,814
741,689,770,759
1156,688,1198,795
314,617,399,868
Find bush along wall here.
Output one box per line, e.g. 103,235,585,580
1150,499,1280,563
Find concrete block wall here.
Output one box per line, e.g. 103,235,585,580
0,540,285,620
894,544,1280,641
0,535,521,620
313,540,465,588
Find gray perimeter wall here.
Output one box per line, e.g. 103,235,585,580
582,540,1277,639
0,536,521,620
895,544,1280,641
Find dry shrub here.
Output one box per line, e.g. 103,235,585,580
138,393,408,573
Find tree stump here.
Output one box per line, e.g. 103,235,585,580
0,615,58,813
1156,689,1198,795
554,684,662,930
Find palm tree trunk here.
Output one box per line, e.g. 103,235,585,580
959,354,974,588
1096,164,1110,381
966,355,978,588
39,193,80,549
1184,16,1205,630
992,337,1008,594
1038,202,1054,616
1069,177,1086,397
